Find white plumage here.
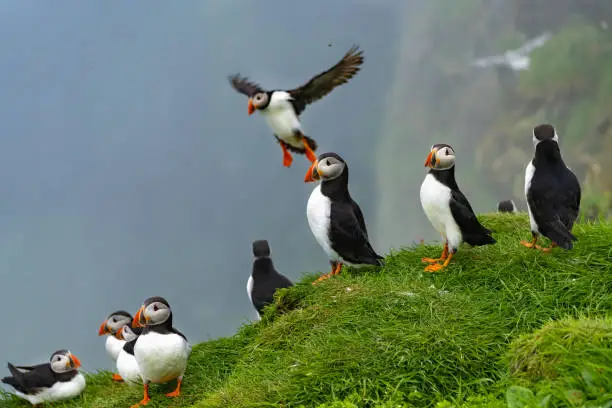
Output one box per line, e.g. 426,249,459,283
105,335,125,362
246,275,254,303
260,92,304,148
306,185,340,262
524,160,539,234
116,349,142,386
420,173,463,250
14,373,86,405
134,331,189,384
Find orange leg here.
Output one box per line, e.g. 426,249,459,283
422,242,448,264
112,373,124,382
539,242,558,252
302,137,317,163
312,262,342,285
424,252,454,272
279,141,293,167
520,232,539,249
130,383,151,408
166,377,183,398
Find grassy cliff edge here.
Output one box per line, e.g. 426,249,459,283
2,214,611,408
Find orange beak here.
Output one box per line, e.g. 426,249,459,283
98,321,109,336
304,160,320,183
69,354,82,369
247,98,255,115
132,306,147,328
114,327,124,340
424,149,438,168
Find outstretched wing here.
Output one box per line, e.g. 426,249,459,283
288,45,364,115
515,32,551,54
228,74,265,97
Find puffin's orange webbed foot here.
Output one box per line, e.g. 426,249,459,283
539,242,557,252
312,273,333,285
166,378,182,398
302,138,317,163
422,243,448,264
521,234,539,249
130,384,151,408
280,142,293,167
112,373,124,382
423,252,453,273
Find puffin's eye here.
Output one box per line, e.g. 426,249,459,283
445,148,450,155
153,304,159,312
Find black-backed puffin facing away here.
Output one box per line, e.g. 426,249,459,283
114,325,144,386
1,349,85,406
304,152,384,284
130,296,191,408
419,144,496,272
228,45,364,168
98,310,133,382
522,124,581,251
497,199,518,213
247,240,293,318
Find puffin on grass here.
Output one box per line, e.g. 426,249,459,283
114,324,144,386
1,349,85,407
130,296,191,408
228,45,364,168
522,124,581,251
419,143,496,272
497,199,518,213
247,240,293,318
304,152,383,284
98,310,133,382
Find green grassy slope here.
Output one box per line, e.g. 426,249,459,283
2,214,611,408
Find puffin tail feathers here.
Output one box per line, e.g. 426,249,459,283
543,220,577,250
302,135,318,152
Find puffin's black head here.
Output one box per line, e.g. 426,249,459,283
248,91,272,115
252,240,271,258
424,143,456,171
304,152,347,183
532,124,558,148
133,296,172,328
49,349,81,373
98,310,133,336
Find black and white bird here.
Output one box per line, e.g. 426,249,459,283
304,152,384,283
247,240,293,319
497,199,518,213
130,296,191,408
228,45,364,168
114,324,144,386
419,144,496,272
98,310,133,382
1,349,85,406
522,124,581,251
470,32,552,71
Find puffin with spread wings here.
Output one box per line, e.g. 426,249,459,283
228,45,364,168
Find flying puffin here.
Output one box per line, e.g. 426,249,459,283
304,152,384,284
130,296,191,408
522,124,581,251
114,324,144,386
98,310,133,382
228,45,364,168
497,199,518,213
247,239,293,318
1,349,85,406
419,144,496,272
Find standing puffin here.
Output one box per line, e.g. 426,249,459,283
228,45,364,168
247,240,293,318
304,152,384,284
114,324,144,386
419,144,496,272
1,349,85,406
522,124,581,251
497,199,518,213
130,296,191,408
98,310,133,382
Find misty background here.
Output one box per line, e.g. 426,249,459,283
0,0,610,380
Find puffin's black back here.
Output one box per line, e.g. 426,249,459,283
429,166,496,246
319,155,384,265
251,241,293,314
528,140,581,248
2,363,77,394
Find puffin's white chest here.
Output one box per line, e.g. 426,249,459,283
246,275,254,303
116,349,142,385
105,335,125,361
307,185,339,261
524,160,539,233
419,173,462,249
134,332,189,383
260,92,303,147
16,373,86,405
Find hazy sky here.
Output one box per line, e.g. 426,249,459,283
0,1,401,375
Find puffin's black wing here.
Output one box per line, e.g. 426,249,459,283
449,190,496,246
351,199,368,238
330,201,383,265
2,363,56,394
288,45,364,116
251,271,293,314
527,168,580,249
228,74,265,97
